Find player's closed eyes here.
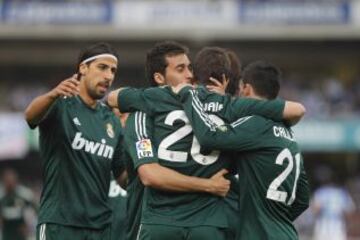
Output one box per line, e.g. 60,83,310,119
98,64,117,74
176,65,185,72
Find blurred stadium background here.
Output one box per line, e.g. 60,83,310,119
0,0,360,239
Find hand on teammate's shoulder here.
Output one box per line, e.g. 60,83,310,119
171,83,193,95
48,74,80,99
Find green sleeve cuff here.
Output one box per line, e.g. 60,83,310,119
273,98,286,121
177,86,193,102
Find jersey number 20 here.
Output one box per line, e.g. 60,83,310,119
158,110,223,165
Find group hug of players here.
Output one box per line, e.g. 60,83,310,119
25,41,309,240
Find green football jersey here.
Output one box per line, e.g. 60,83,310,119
179,88,310,240
33,96,124,229
117,86,285,228
123,112,158,240
108,179,127,240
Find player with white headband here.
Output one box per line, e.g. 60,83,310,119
25,42,125,240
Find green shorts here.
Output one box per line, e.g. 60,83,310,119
36,223,111,240
138,224,227,240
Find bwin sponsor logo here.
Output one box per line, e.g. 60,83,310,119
71,132,114,159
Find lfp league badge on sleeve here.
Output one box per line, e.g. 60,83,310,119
136,139,154,159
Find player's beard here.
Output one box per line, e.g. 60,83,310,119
90,88,106,100
87,83,106,100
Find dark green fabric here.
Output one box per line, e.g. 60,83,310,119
108,180,127,240
36,96,124,229
123,112,157,240
36,223,111,240
178,88,310,240
139,224,227,240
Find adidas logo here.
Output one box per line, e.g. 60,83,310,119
73,117,81,126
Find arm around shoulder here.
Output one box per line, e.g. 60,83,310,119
107,88,122,108
137,163,230,197
283,101,306,126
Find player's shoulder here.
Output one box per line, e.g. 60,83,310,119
230,115,283,138
60,95,78,106
98,101,114,117
124,86,174,100
97,103,123,131
146,85,174,96
124,111,151,135
231,115,269,128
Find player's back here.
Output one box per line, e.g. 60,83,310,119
118,86,286,229
234,116,309,240
139,87,229,228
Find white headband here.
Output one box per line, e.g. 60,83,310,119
81,53,118,64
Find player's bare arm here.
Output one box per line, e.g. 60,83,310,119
25,74,79,126
107,87,130,110
283,101,306,125
138,163,230,197
107,88,122,108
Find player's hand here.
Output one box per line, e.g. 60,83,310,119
48,74,80,99
206,74,229,95
171,83,193,94
209,169,230,197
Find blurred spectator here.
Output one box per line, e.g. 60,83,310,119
279,74,357,119
311,166,355,240
0,168,38,240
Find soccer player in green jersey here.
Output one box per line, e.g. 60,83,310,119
0,168,38,240
193,46,242,240
174,61,310,240
113,42,232,240
25,43,124,240
108,42,305,240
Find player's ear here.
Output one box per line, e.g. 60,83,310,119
154,72,166,85
241,82,252,97
79,63,88,76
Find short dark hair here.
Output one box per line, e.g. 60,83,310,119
194,47,238,95
77,42,118,72
146,41,189,86
225,49,242,96
241,61,281,100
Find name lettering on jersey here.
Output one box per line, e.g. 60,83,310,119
71,132,114,159
136,139,154,159
273,126,295,141
203,102,223,113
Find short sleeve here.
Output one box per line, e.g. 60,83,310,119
118,88,149,114
124,112,158,169
29,97,62,129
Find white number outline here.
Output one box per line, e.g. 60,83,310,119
158,110,223,165
266,148,301,205
158,111,191,162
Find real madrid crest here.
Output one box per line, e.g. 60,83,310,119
106,123,115,138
